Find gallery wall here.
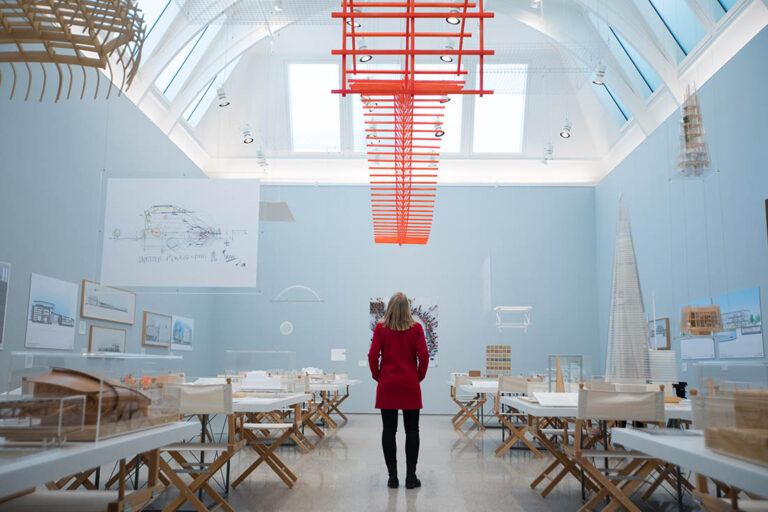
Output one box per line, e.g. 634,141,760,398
594,26,768,387
210,185,600,414
0,93,219,381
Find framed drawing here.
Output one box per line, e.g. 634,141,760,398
89,325,126,353
142,311,172,347
81,280,136,325
171,315,194,352
649,318,671,350
25,273,78,350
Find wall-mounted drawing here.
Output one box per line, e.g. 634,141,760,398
171,315,194,352
89,325,126,353
81,280,136,325
494,306,532,331
142,311,172,348
25,274,78,351
649,318,671,350
0,0,144,101
272,285,323,303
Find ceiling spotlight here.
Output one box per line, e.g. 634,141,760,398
559,119,572,139
346,8,362,28
273,0,283,11
592,64,606,85
440,39,455,63
367,123,379,143
257,148,268,167
358,38,372,63
216,87,230,107
542,143,553,164
242,124,254,144
439,97,451,103
434,123,445,137
445,9,460,25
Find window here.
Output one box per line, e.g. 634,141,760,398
610,27,661,95
718,0,739,11
154,24,223,101
647,0,706,55
352,64,463,153
289,63,341,152
138,0,179,60
183,56,242,127
598,84,630,125
473,64,527,153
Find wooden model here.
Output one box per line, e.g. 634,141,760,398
0,0,144,101
485,345,511,377
678,84,711,177
681,305,722,335
555,356,565,393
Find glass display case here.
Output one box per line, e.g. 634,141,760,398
223,350,296,376
1,351,184,442
547,355,592,392
692,361,768,395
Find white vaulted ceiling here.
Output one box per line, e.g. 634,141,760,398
123,0,768,185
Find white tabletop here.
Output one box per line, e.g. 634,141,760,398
501,396,692,422
0,421,198,498
232,392,309,413
459,382,498,395
612,428,768,497
309,379,360,392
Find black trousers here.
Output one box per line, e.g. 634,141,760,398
380,409,420,466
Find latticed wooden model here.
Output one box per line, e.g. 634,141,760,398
332,0,494,245
681,305,723,336
677,84,711,176
0,0,144,101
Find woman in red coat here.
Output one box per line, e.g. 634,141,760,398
368,292,429,489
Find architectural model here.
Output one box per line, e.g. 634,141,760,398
677,84,711,177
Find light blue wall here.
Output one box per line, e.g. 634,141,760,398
0,93,218,382
595,26,768,386
212,185,599,414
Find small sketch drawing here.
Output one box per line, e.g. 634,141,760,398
110,205,248,267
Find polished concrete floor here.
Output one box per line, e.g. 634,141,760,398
220,414,695,512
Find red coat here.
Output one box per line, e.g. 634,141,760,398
368,322,429,410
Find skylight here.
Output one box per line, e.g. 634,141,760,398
610,27,661,95
138,0,179,60
718,0,739,10
184,56,243,127
597,84,630,125
155,24,224,101
473,64,527,153
289,63,341,152
646,0,706,56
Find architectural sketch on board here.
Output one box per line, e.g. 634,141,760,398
715,287,763,359
25,274,78,350
81,280,136,325
142,311,172,348
101,179,260,288
171,315,194,352
370,296,439,367
89,325,126,353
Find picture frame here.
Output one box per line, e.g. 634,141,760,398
142,311,172,348
171,315,194,352
89,325,126,353
81,280,136,325
649,317,671,350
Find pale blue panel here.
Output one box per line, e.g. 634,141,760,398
647,0,706,55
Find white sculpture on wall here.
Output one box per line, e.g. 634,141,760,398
605,202,652,383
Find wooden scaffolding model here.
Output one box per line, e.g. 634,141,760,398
677,84,711,177
0,0,145,101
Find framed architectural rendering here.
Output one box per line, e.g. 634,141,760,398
81,280,136,325
89,325,126,353
171,315,194,352
25,273,78,350
649,318,671,350
142,311,172,347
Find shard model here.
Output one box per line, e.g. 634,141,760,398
677,84,711,177
605,202,652,383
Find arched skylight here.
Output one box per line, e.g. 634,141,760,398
138,0,180,60
473,64,527,153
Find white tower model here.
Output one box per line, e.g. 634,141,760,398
605,202,651,383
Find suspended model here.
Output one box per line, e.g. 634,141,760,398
332,1,494,245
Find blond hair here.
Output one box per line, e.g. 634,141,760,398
381,292,415,331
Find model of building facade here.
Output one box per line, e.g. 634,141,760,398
677,84,711,177
681,305,723,335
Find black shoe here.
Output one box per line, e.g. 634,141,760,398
405,464,421,489
387,476,399,488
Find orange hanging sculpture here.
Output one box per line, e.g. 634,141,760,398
332,1,493,245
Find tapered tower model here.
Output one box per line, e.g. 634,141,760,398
605,202,651,383
677,84,711,177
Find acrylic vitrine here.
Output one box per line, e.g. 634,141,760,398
692,361,768,395
547,355,592,392
1,351,184,442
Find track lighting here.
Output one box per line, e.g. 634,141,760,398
440,39,455,63
358,37,372,63
445,9,460,25
216,87,230,107
592,64,606,85
242,124,254,144
273,0,283,11
257,148,268,167
542,143,553,164
346,8,361,28
559,119,572,139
